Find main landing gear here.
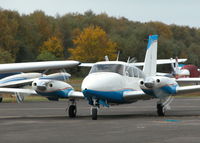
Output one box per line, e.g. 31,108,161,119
0,96,3,103
68,99,77,118
91,99,99,120
157,96,174,116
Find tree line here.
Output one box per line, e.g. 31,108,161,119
0,9,200,67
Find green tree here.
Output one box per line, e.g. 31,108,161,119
0,49,15,63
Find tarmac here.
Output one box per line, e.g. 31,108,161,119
0,97,200,143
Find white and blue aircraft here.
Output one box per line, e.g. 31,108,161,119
80,35,200,120
0,60,80,102
0,35,199,120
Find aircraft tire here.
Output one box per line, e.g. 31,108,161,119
68,105,76,118
92,107,97,120
157,104,165,116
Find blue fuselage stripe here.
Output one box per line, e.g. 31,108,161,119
36,88,73,98
83,89,134,103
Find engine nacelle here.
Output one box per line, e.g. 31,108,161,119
39,72,71,81
32,79,73,98
0,72,42,87
139,76,178,98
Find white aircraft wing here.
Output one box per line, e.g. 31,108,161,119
79,63,94,67
156,72,172,77
132,59,187,66
0,88,37,95
176,85,200,95
176,78,200,82
0,60,80,73
123,90,153,101
79,59,187,67
0,78,38,88
68,91,85,99
175,78,200,85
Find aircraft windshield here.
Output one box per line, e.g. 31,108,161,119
90,64,124,75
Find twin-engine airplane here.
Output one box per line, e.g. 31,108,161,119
80,35,200,119
171,57,200,78
0,35,200,120
0,60,80,102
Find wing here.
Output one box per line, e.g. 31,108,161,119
68,91,85,99
79,63,94,67
0,88,37,95
176,85,200,95
132,59,187,66
0,60,80,73
176,78,200,85
123,90,153,101
0,78,37,88
156,72,172,77
176,78,200,83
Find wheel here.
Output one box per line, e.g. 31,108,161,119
157,104,165,116
92,107,98,120
68,105,77,118
0,96,3,103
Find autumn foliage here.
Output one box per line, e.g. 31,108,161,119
37,36,64,60
69,26,117,62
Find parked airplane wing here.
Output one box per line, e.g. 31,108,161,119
176,78,200,82
79,63,94,67
0,78,38,88
68,91,85,99
176,78,200,85
0,88,37,95
133,59,187,66
79,59,187,68
176,85,200,95
0,60,80,73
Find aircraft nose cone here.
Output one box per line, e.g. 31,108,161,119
81,72,123,92
37,85,47,91
144,82,154,88
144,78,155,88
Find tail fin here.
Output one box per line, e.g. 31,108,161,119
143,35,158,77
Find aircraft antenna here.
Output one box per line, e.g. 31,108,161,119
105,55,109,61
116,51,120,61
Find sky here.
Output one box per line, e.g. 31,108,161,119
0,0,199,28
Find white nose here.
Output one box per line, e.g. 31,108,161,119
81,72,123,92
32,80,50,91
144,78,155,88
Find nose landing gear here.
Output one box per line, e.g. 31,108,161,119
91,99,99,120
68,99,77,118
157,96,174,116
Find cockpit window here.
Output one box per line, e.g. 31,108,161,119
125,66,145,78
90,64,124,75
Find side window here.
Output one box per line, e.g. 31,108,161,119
132,67,139,78
125,66,134,77
138,70,145,78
